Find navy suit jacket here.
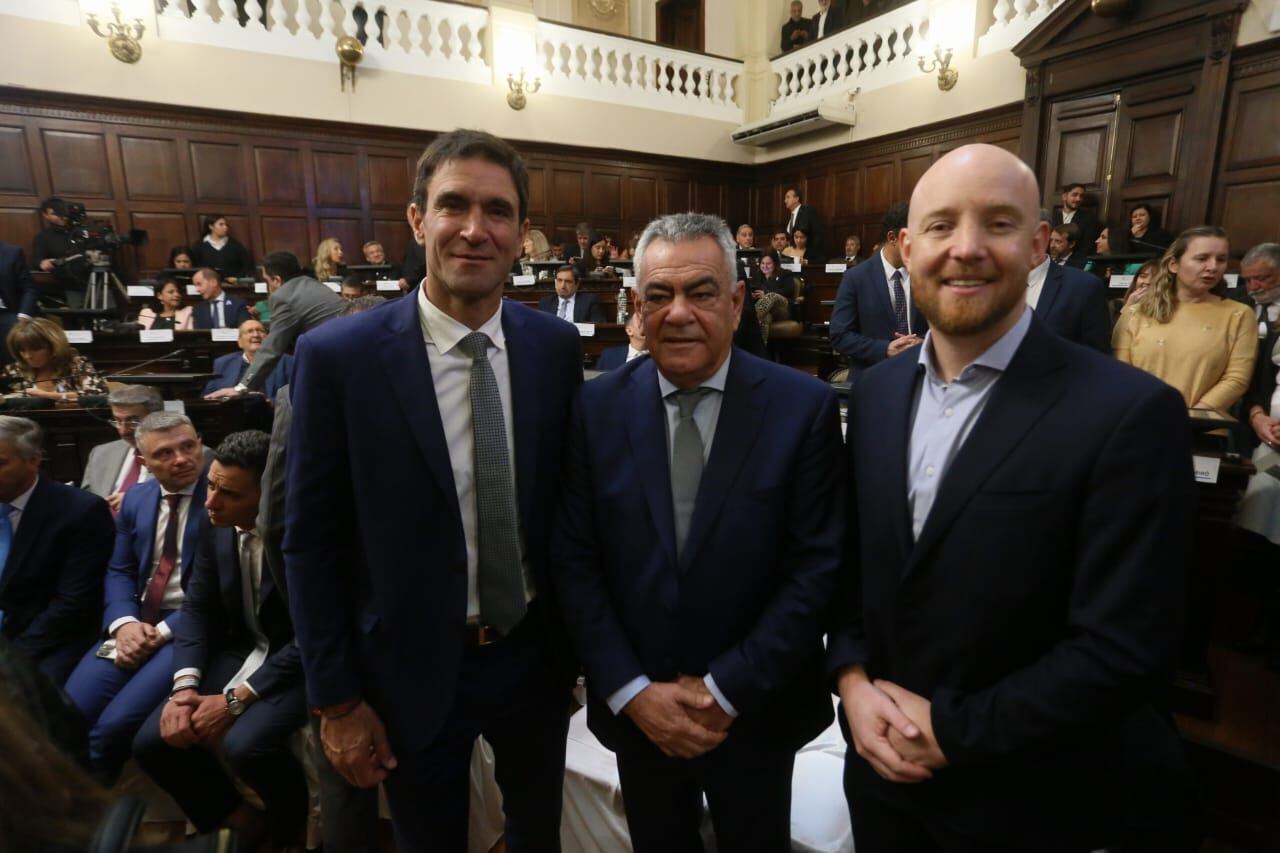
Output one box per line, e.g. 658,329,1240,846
552,350,842,753
0,477,114,680
191,294,252,330
0,243,39,316
830,253,928,367
828,316,1196,849
595,345,630,371
284,291,583,752
1033,263,1111,353
203,351,293,398
174,519,301,702
102,476,208,636
538,292,605,324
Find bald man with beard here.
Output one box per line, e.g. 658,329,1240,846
827,145,1200,852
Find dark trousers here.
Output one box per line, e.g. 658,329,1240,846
308,716,379,853
381,620,572,852
614,735,795,853
131,650,308,847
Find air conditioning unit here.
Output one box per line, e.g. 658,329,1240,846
732,91,859,147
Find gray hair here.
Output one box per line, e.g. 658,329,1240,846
1242,243,1280,270
0,416,43,460
633,212,738,295
342,294,387,316
107,384,164,412
134,411,195,453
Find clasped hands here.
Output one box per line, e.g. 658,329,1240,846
624,675,733,759
113,621,165,670
837,665,947,784
160,686,254,749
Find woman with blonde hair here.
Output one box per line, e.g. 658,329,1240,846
313,237,346,281
521,229,552,261
3,318,108,404
1113,226,1256,411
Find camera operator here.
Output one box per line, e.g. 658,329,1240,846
29,197,88,308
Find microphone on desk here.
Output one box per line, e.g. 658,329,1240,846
112,348,189,376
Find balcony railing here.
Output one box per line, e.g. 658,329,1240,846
978,0,1066,54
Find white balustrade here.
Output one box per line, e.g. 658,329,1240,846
770,0,929,114
978,0,1065,54
534,20,742,122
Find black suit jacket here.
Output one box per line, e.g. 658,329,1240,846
192,294,252,330
784,204,825,260
174,519,301,702
1052,208,1100,255
829,252,927,367
0,243,38,316
595,345,629,371
811,4,846,39
1240,297,1278,452
538,292,605,324
829,316,1196,849
1033,263,1111,353
0,477,114,682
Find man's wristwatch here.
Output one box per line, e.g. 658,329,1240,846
224,688,248,717
233,382,249,395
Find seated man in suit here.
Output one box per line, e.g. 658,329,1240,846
734,224,755,251
566,222,593,261
82,384,164,510
596,310,647,371
830,201,927,368
1050,223,1088,269
770,231,789,254
831,144,1198,852
64,412,208,782
339,272,368,301
1027,240,1111,353
539,265,605,323
132,430,307,851
552,212,844,851
834,235,861,265
361,240,402,280
0,416,115,684
202,319,292,400
191,267,251,331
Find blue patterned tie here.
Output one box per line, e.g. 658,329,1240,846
0,504,11,628
891,270,909,335
459,332,526,634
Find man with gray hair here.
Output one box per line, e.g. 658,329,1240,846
64,411,209,782
0,415,115,683
82,384,163,507
1241,242,1280,453
551,212,844,850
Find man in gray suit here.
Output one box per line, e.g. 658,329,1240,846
206,251,344,399
82,386,163,511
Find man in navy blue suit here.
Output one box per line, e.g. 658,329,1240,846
830,144,1197,852
830,201,928,368
133,430,308,850
1026,243,1111,352
0,241,38,362
191,267,251,330
285,129,582,851
552,213,844,851
595,310,647,371
64,412,208,782
201,318,292,399
538,265,605,323
0,416,114,684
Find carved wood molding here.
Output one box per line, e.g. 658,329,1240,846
1233,51,1280,79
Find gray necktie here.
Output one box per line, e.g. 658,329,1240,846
558,298,569,320
459,332,526,633
670,388,711,559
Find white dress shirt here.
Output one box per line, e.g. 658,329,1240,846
418,287,532,620
881,250,913,334
816,10,829,37
1061,208,1076,224
1026,256,1051,310
626,346,645,362
108,481,198,639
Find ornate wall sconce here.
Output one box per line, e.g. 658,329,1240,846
918,45,958,91
336,35,364,91
87,2,146,64
507,70,542,110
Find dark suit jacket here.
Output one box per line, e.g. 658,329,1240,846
0,243,38,316
191,294,252,331
203,351,293,399
284,291,583,752
1034,263,1111,353
0,477,114,681
538,292,605,324
174,519,301,702
552,350,842,753
829,316,1196,849
1057,251,1088,270
102,477,208,636
1241,301,1278,452
784,204,825,260
595,345,630,371
811,4,846,39
830,253,928,367
1052,208,1100,255
259,385,291,600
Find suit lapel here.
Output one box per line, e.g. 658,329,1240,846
135,484,160,594
867,355,920,566
376,289,463,521
681,353,766,571
867,259,894,328
179,479,207,586
3,478,49,588
905,321,1069,578
1036,263,1064,319
502,302,540,531
625,360,678,570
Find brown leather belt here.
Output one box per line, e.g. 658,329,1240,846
464,621,503,648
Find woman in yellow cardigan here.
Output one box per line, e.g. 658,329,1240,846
1113,226,1257,412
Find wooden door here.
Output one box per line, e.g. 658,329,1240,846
656,0,703,53
1041,92,1118,224
1110,75,1195,238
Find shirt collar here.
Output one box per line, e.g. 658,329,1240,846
1028,256,1051,289
417,285,506,355
159,479,199,499
918,306,1032,384
657,350,732,399
880,249,906,284
7,476,38,512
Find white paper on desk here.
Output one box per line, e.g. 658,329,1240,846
1109,274,1134,290
210,328,240,342
512,274,536,287
126,285,152,297
1192,455,1221,484
825,263,848,273
324,281,340,293
163,400,186,414
139,329,174,343
376,280,400,292
782,262,802,273
254,282,267,294
64,330,94,344
186,284,200,296
575,323,596,337
622,277,637,289
1224,273,1239,288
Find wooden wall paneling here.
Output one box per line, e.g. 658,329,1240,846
120,135,182,201
189,140,247,205
253,145,306,206
313,150,360,209
317,217,364,263
372,218,413,269
130,211,189,273
588,171,622,221
526,165,547,219
1211,62,1280,251
833,168,860,218
1218,182,1280,249
216,213,254,263
660,177,691,214
625,175,657,224
366,152,413,210
863,162,895,214
0,124,35,195
693,179,720,215
42,127,113,199
552,168,586,221
0,208,41,250
724,182,750,233
1226,82,1280,168
259,216,311,266
899,154,931,201
1040,93,1115,220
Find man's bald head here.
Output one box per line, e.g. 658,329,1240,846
908,144,1042,232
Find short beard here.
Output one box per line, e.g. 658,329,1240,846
916,279,1026,337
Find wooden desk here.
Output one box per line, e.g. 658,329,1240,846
72,331,241,401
